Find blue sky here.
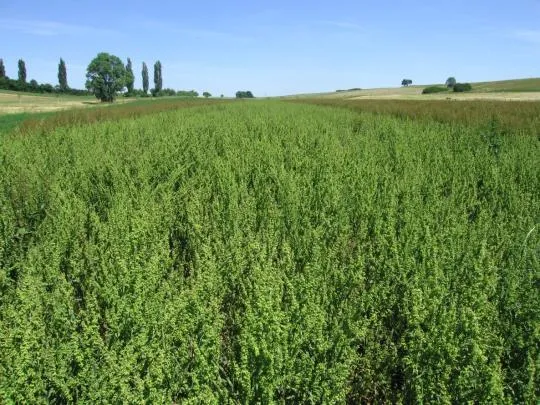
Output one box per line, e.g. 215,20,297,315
1,0,539,96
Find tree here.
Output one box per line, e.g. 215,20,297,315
401,79,412,86
220,94,224,98
203,91,211,98
153,60,162,95
29,79,39,91
85,52,126,102
235,90,254,98
445,77,456,88
0,59,5,78
58,58,68,91
18,59,26,83
142,62,149,94
125,58,135,95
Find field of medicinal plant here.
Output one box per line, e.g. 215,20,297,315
0,99,538,403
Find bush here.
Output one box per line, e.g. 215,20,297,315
422,86,449,94
453,83,472,92
236,90,254,99
177,90,199,97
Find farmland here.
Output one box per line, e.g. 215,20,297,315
0,90,98,114
286,78,540,101
0,99,539,403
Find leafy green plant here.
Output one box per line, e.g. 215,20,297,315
0,101,538,403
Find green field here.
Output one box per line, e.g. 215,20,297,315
0,100,539,402
472,77,540,92
287,77,540,100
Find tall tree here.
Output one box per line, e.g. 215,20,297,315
58,58,68,91
18,59,26,83
125,57,135,95
85,52,126,102
153,60,162,94
142,62,149,94
0,59,5,78
445,77,456,88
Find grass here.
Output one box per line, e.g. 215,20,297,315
0,97,227,135
287,77,540,100
472,77,540,92
293,97,540,135
0,89,94,100
0,100,538,403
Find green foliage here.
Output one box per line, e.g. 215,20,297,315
298,98,540,134
0,101,538,402
142,62,149,95
422,86,449,94
17,59,26,83
177,90,199,97
453,82,473,92
86,53,126,102
0,58,5,78
0,77,89,95
153,60,162,95
401,79,413,86
125,58,135,95
58,58,68,91
203,91,211,98
235,90,254,98
446,77,457,88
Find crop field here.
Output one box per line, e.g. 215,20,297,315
0,90,98,114
0,100,539,403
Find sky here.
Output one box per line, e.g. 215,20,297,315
1,0,539,96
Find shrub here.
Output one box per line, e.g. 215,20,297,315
453,83,472,92
422,86,449,94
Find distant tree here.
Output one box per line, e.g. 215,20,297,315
85,52,126,102
58,58,68,91
161,88,176,96
18,59,26,83
29,79,39,92
445,77,456,88
142,62,149,94
220,94,224,98
0,59,5,78
177,90,198,97
125,58,135,95
401,79,412,86
203,91,211,98
153,60,162,95
236,90,255,98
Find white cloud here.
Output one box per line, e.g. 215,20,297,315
0,18,119,37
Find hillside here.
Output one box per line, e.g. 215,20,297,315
287,78,540,100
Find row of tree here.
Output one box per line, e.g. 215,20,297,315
1,55,256,101
85,53,164,101
0,58,89,95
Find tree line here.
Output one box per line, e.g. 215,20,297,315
0,58,89,95
1,54,255,101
